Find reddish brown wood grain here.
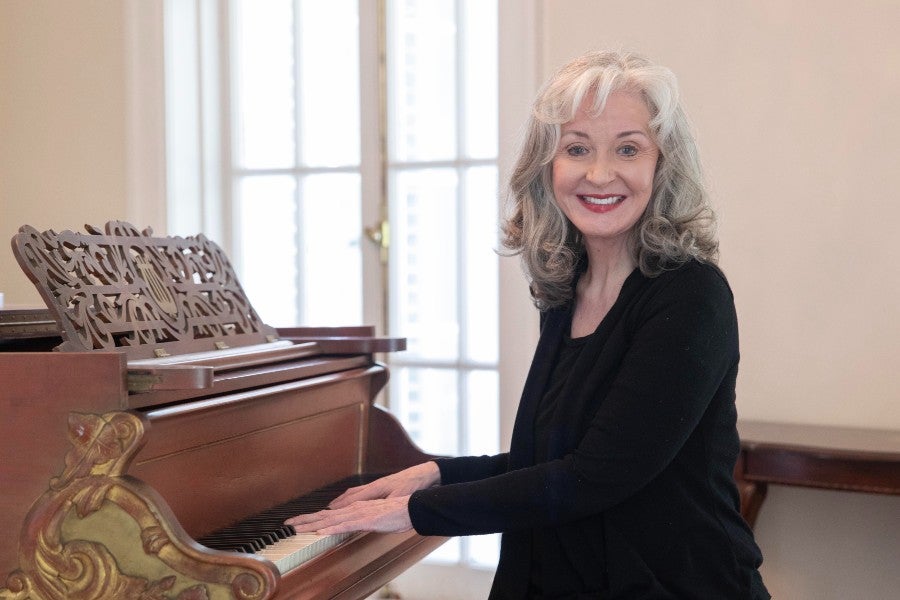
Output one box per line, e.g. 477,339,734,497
735,420,900,528
1,338,443,598
0,351,127,576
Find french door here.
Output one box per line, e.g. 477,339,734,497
164,0,501,575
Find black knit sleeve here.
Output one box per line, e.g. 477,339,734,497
433,453,510,485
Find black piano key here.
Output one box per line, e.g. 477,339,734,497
217,535,265,551
202,536,259,553
196,473,384,555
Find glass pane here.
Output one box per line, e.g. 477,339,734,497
235,175,298,326
464,166,499,363
425,536,461,564
465,369,500,568
468,533,500,569
465,370,498,456
298,0,360,167
394,367,459,456
462,0,498,159
300,174,363,325
232,0,295,168
387,0,457,161
390,168,459,360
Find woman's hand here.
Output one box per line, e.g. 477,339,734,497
329,461,441,509
285,495,413,535
283,461,440,535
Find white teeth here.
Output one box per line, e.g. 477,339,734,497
581,195,623,205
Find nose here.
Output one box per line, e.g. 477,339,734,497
586,156,614,186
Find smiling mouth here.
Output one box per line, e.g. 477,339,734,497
579,194,625,206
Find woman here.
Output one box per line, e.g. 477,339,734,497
287,50,770,599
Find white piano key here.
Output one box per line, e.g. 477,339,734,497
256,531,353,573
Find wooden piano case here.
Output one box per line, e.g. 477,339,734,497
1,222,446,599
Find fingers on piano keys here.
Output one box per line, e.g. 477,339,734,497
195,474,380,572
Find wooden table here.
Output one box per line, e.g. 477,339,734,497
735,420,900,528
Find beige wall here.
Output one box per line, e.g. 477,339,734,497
0,1,128,307
539,0,899,597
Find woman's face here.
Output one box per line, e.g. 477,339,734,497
552,90,659,252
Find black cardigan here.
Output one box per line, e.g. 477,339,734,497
408,261,768,599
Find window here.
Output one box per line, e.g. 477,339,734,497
166,0,365,327
163,0,500,570
385,0,499,567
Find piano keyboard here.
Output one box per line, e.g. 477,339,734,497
196,474,383,572
255,531,352,572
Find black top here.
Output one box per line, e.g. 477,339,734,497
530,333,588,595
408,261,769,599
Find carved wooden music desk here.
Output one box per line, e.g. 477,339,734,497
735,420,900,528
1,222,446,600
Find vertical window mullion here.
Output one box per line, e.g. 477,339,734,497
455,0,471,567
292,0,303,170
292,0,305,325
192,0,207,236
455,0,467,159
455,0,468,362
215,0,233,254
226,0,243,270
456,167,468,440
457,366,470,566
293,185,305,325
454,0,466,466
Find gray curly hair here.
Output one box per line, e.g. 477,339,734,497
501,50,718,310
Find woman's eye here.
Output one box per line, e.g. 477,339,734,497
618,144,638,157
566,145,589,157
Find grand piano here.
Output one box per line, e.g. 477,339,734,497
0,222,447,600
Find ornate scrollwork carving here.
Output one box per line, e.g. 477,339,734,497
0,412,278,600
11,222,277,360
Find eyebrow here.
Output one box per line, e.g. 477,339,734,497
616,130,651,139
560,129,652,140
